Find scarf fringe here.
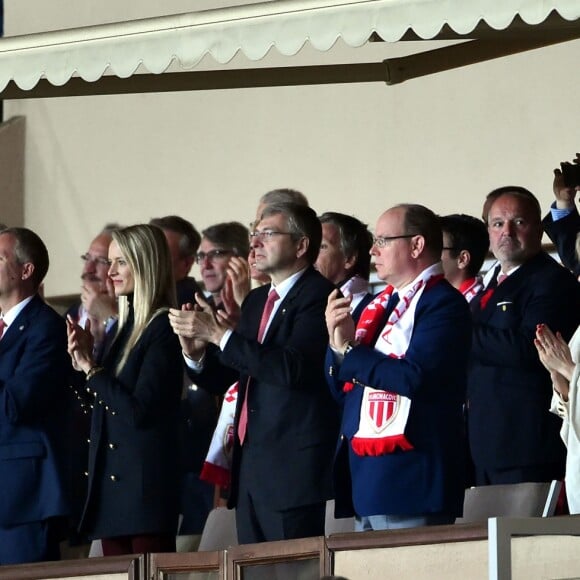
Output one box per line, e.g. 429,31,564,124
351,434,414,456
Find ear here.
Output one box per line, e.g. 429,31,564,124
344,252,358,272
409,235,425,259
183,255,195,272
295,236,310,259
456,250,471,271
21,262,35,281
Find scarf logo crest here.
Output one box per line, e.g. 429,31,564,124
345,268,444,457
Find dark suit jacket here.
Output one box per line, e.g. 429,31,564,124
326,279,472,518
468,252,580,472
542,207,580,276
78,308,183,539
0,295,70,529
192,267,340,511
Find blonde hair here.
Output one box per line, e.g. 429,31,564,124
112,224,176,373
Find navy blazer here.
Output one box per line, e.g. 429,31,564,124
192,267,340,512
542,208,580,276
326,279,472,518
0,295,70,528
78,309,183,539
468,252,580,472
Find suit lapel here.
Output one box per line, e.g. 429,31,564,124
0,296,38,353
261,268,312,343
477,253,545,322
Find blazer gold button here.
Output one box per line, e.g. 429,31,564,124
110,475,119,482
111,410,117,416
86,438,90,443
84,471,89,477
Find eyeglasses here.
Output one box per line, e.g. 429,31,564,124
372,234,417,248
249,230,294,242
81,253,110,267
195,249,233,264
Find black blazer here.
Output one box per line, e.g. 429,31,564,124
193,267,340,511
468,252,580,471
78,308,183,539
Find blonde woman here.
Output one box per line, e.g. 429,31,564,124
67,224,183,555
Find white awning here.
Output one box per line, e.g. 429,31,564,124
1,0,580,97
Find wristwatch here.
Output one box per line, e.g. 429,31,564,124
343,340,359,356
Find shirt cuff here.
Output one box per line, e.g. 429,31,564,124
183,350,205,372
330,344,345,364
220,328,233,351
550,202,574,222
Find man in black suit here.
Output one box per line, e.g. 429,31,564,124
169,202,339,544
468,187,580,485
316,211,374,318
0,228,70,564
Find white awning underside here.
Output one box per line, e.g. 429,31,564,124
1,0,580,94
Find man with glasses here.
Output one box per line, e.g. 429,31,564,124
64,224,120,557
169,202,339,544
325,204,472,531
439,214,489,302
196,222,249,311
68,224,120,363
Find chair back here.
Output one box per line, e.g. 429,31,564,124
198,506,238,551
456,480,562,524
325,499,356,535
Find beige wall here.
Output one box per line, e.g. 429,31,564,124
5,1,580,296
0,116,25,227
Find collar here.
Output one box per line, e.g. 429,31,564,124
1,295,35,329
269,266,307,302
394,262,443,295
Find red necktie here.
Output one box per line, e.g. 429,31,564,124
497,273,508,285
0,319,6,340
238,289,280,444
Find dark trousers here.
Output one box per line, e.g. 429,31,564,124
0,519,61,565
236,448,325,544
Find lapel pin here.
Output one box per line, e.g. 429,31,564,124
282,309,286,315
19,325,24,331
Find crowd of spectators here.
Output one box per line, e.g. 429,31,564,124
1,156,579,565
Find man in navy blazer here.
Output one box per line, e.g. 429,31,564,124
0,228,70,564
170,202,339,544
469,187,580,485
541,165,580,277
325,204,472,531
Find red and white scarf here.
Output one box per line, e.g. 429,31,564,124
200,381,238,488
345,264,444,456
459,276,483,303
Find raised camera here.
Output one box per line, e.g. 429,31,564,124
561,163,580,188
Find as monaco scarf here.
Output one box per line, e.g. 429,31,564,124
200,382,238,488
459,276,483,303
344,265,444,456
